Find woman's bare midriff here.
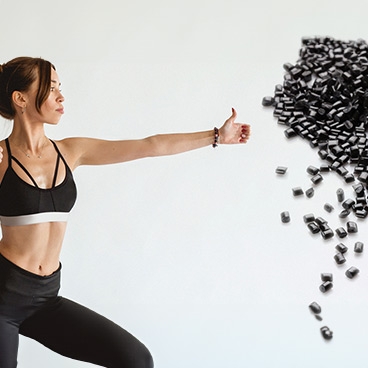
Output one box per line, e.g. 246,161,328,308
0,222,67,276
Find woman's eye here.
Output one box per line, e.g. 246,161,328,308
50,87,62,92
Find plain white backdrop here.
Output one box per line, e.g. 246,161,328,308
2,0,368,366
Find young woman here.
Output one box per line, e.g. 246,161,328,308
0,57,251,367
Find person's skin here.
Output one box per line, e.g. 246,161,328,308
0,68,251,276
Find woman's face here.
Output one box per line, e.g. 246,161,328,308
23,68,65,125
39,68,65,125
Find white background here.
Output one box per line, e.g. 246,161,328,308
1,0,368,367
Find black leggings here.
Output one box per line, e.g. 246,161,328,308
0,253,154,368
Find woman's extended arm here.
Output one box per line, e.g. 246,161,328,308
65,108,250,168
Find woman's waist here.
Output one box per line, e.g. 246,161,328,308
0,232,64,277
0,253,61,303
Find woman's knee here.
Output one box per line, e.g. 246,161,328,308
124,342,154,368
110,334,153,368
137,345,154,368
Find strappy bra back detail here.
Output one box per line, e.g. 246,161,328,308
0,138,77,226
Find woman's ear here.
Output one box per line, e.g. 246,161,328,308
11,91,27,110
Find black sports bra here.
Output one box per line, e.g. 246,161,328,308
0,138,77,226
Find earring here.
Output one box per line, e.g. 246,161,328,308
21,106,26,114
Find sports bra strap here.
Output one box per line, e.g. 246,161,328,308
11,156,39,187
52,155,61,188
5,139,12,167
49,140,68,168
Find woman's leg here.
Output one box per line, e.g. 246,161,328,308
19,297,153,368
0,320,20,368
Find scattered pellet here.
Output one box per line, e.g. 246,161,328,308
347,221,358,233
307,222,320,234
303,213,315,223
334,252,346,265
307,165,320,175
336,188,345,202
315,217,327,226
309,302,322,314
280,211,291,223
335,227,347,238
262,96,275,107
321,228,334,240
292,187,304,196
321,326,333,340
342,199,355,210
320,281,333,293
354,241,364,253
311,174,323,185
276,166,288,175
306,187,315,198
321,273,333,282
345,266,360,279
320,164,330,172
335,243,348,254
339,209,350,218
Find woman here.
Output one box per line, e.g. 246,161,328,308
0,57,251,368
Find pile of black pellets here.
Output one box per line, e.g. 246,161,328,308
262,36,368,341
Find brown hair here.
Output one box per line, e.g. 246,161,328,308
0,57,55,120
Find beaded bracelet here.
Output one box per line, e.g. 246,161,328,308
213,127,219,148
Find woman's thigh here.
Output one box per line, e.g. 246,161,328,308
19,297,153,368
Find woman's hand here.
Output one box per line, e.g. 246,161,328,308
219,108,251,144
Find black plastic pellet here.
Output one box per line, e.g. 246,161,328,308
303,213,315,223
331,161,341,171
345,266,360,279
292,187,304,196
358,172,368,184
347,221,358,233
320,164,330,172
335,227,347,238
309,302,322,314
353,183,365,195
281,211,290,223
320,223,330,232
356,210,368,218
284,128,297,138
321,228,334,240
321,326,333,340
307,165,320,175
354,241,364,253
344,174,355,183
315,217,327,226
320,281,333,293
306,187,314,198
307,222,320,234
315,315,323,321
336,188,345,202
342,199,355,209
276,166,288,175
324,203,334,213
311,174,323,184
339,209,350,218
262,96,275,107
321,273,333,282
334,252,346,265
335,243,348,254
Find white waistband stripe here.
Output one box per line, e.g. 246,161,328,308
0,212,69,226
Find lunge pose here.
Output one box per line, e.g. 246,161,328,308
0,57,251,367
